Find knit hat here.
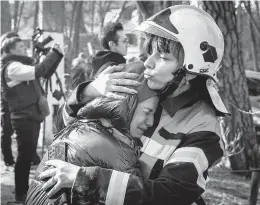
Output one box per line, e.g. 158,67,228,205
77,61,158,134
1,31,19,54
119,61,158,102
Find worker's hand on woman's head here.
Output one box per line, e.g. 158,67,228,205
39,160,80,198
90,64,141,100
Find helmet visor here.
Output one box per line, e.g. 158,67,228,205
134,21,179,42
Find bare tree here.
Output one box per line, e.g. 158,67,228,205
32,1,39,58
243,1,260,38
98,0,113,30
202,0,255,171
115,1,127,23
69,1,76,40
1,1,11,35
13,1,19,30
246,1,260,71
256,1,260,20
203,2,259,205
136,1,155,20
12,0,24,32
71,1,84,59
91,1,96,34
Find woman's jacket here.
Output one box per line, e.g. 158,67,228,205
25,119,142,205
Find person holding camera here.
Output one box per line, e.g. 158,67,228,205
1,31,19,170
1,31,42,171
1,36,63,202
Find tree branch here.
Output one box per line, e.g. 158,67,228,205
115,0,127,22
243,1,260,38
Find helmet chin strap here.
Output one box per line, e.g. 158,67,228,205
155,67,186,101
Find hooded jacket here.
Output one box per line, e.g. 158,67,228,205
25,119,142,205
25,81,158,205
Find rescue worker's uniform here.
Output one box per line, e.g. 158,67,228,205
59,5,230,205
63,83,224,205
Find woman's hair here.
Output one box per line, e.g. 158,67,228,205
77,94,138,135
144,34,185,66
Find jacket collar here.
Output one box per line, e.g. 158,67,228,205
160,88,198,117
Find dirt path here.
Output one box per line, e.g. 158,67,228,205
1,137,259,205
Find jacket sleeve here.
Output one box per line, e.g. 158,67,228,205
64,81,92,118
35,48,63,79
70,131,224,205
6,62,36,81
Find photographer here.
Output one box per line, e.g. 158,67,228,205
1,32,42,171
1,31,18,170
1,36,63,202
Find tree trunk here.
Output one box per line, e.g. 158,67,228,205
13,1,19,31
41,1,64,32
16,1,24,32
98,1,112,31
256,1,260,20
69,1,76,40
244,2,260,38
33,1,39,33
32,1,39,58
1,0,11,35
249,18,259,71
236,4,247,72
203,1,257,171
91,1,95,34
247,2,259,71
71,1,83,59
115,1,127,23
248,144,260,205
136,1,155,19
61,1,65,33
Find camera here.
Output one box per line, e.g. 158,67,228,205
32,28,53,55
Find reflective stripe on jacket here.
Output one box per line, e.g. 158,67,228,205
69,98,224,205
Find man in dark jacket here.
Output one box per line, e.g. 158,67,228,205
1,31,19,169
1,36,63,202
1,31,41,170
92,22,128,77
54,22,129,133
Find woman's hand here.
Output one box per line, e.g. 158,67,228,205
39,160,80,197
83,65,142,101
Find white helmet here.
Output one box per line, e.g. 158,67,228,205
134,5,229,115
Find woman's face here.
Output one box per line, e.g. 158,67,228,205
130,96,159,138
144,50,180,90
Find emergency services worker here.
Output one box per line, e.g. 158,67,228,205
39,5,229,205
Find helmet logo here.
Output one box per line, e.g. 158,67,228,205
150,8,179,34
200,41,218,63
200,65,209,73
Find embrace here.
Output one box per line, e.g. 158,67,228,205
26,5,228,205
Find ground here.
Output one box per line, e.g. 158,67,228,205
1,136,259,205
